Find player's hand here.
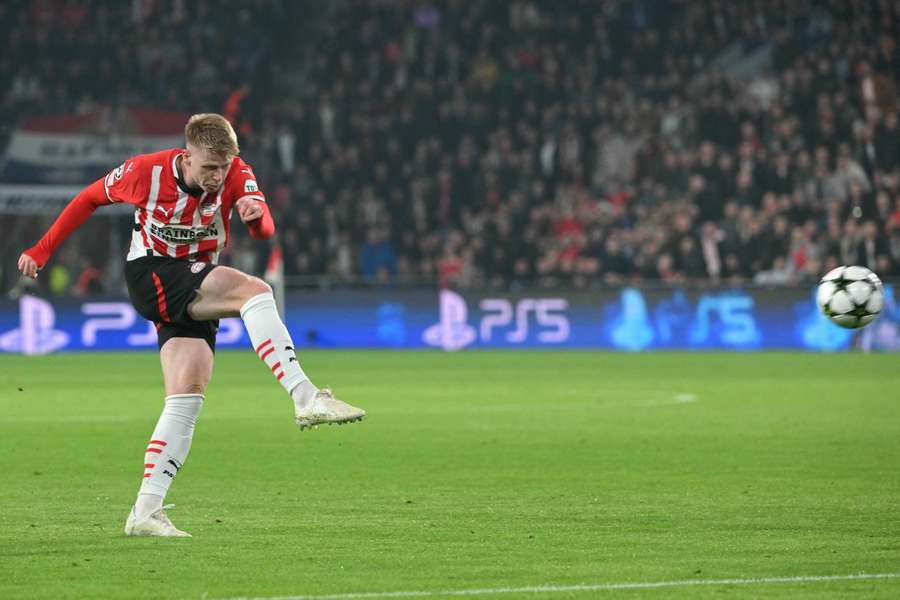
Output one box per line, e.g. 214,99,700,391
236,198,264,223
18,253,39,279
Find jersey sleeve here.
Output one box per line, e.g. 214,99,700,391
227,159,275,239
24,178,112,267
103,157,148,205
229,159,267,204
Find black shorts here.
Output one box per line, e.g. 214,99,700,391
124,256,221,352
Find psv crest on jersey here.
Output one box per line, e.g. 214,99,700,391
199,197,221,217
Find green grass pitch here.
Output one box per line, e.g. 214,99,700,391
1,350,899,599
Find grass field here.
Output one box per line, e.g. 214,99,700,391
1,350,899,599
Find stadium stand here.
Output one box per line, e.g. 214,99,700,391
1,0,898,295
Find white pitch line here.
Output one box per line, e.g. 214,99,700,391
217,572,900,600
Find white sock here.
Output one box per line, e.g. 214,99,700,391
135,394,203,519
240,293,317,407
291,380,319,409
135,492,163,519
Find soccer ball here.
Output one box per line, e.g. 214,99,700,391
816,265,884,329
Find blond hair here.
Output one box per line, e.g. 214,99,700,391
184,113,240,157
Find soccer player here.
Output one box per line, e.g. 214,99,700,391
17,114,365,537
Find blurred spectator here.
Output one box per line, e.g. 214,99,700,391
2,0,899,294
360,228,398,284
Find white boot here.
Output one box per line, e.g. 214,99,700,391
295,388,365,430
124,504,191,537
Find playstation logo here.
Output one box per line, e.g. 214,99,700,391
0,295,69,355
422,290,476,351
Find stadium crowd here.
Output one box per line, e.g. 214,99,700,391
2,0,899,295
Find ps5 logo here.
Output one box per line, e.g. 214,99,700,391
0,295,70,355
80,302,245,346
480,297,569,343
423,290,570,351
0,298,247,354
422,290,477,351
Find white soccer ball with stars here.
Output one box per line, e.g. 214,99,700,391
816,265,884,329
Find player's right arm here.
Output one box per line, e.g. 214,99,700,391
18,158,146,278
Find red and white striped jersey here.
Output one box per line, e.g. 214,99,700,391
103,149,266,263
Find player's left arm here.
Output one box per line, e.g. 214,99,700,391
231,161,275,240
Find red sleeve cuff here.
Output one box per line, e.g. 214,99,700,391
247,202,275,240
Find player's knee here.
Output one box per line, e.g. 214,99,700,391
243,276,272,298
227,273,272,313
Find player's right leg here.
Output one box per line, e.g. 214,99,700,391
188,266,365,429
124,337,212,538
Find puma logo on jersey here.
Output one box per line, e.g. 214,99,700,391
156,206,173,218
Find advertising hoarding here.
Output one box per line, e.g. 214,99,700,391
1,286,898,354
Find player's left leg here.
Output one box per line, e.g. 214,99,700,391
188,266,365,429
124,337,212,537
